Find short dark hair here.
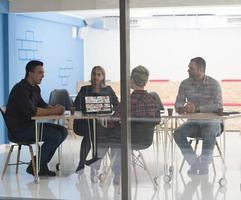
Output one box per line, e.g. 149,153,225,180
190,57,206,72
25,60,43,78
131,65,149,87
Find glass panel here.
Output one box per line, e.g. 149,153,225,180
129,3,241,200
76,3,124,200
3,1,125,199
3,1,241,200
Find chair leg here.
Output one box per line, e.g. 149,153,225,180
194,140,199,152
179,140,193,173
1,145,15,180
138,150,157,188
28,145,37,177
16,145,22,174
215,141,225,164
211,159,216,175
154,124,160,155
131,151,138,185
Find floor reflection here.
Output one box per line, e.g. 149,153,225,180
0,133,241,200
176,173,226,200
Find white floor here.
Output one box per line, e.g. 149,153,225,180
0,132,241,200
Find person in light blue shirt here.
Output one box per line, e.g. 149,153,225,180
174,57,223,175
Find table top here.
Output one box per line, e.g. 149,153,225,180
32,110,241,121
32,111,112,120
161,112,241,120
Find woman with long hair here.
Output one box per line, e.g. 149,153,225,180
74,66,119,172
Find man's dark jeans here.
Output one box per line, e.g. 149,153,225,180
13,123,68,165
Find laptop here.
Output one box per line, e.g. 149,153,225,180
82,94,112,115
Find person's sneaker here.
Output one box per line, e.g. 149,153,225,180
198,166,209,175
187,156,203,176
187,166,198,175
75,165,85,173
198,158,209,175
38,169,56,176
26,163,34,176
26,157,36,176
38,165,56,177
85,157,101,166
26,163,56,176
113,175,120,185
90,167,99,183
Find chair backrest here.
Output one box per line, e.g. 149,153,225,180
130,92,161,150
0,105,34,144
131,122,155,150
0,106,6,120
49,89,73,110
0,105,13,141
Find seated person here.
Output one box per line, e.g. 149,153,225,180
91,65,161,185
173,57,223,175
5,60,68,176
74,65,119,172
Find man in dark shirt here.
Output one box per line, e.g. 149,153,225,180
6,60,68,177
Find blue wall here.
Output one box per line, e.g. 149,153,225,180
0,12,85,144
0,0,9,144
8,13,85,101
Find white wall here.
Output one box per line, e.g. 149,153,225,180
82,28,120,81
83,26,241,81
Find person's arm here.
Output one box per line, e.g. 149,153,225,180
37,96,48,108
175,82,186,114
74,92,81,111
35,105,64,116
108,86,119,110
16,88,38,118
107,104,121,128
35,87,64,116
36,86,48,108
74,87,85,111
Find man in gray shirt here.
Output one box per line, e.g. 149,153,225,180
174,57,223,175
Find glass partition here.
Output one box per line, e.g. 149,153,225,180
2,1,241,200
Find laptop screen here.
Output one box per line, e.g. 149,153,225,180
82,95,112,114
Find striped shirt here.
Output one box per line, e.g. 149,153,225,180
175,75,223,113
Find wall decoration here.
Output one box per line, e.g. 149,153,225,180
16,30,43,61
58,59,74,86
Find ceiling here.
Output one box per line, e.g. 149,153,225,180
60,5,241,19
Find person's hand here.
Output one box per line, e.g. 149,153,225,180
217,108,223,116
53,104,65,115
177,107,186,114
184,102,196,113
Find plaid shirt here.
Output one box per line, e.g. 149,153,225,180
108,90,161,128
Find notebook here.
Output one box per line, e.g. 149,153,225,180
82,94,112,115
